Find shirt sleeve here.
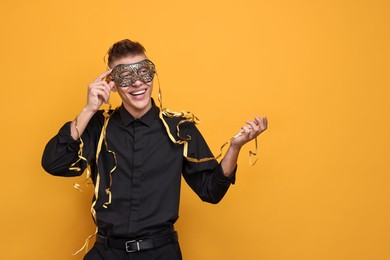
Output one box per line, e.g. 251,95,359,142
41,112,102,177
181,122,236,204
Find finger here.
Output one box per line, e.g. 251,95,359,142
90,87,108,100
90,81,112,96
100,81,113,94
241,125,252,135
93,69,113,83
108,80,115,89
260,116,268,130
90,85,111,103
254,116,268,131
246,120,260,132
95,89,110,103
254,116,262,125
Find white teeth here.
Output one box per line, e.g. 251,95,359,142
130,89,146,96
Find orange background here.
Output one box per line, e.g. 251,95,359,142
1,0,390,259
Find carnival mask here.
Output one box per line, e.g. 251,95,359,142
109,59,156,87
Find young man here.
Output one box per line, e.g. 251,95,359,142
42,39,268,260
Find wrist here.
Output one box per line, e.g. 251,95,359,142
229,141,242,152
81,106,97,117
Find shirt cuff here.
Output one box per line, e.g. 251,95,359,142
57,121,81,151
215,164,236,185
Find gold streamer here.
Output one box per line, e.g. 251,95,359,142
230,131,259,166
156,74,259,165
70,104,118,255
69,116,91,191
71,228,97,256
67,116,96,255
249,137,258,166
101,106,118,209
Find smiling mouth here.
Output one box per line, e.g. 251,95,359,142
130,89,147,96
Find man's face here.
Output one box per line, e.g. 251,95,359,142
110,54,155,118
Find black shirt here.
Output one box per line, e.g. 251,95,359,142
42,101,236,238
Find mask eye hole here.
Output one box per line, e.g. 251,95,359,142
119,71,133,78
138,66,150,75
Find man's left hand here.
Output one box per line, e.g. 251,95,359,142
230,116,268,149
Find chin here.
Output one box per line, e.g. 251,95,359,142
123,97,152,117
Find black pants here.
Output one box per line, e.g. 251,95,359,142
84,241,182,260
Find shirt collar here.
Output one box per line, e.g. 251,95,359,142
119,99,159,127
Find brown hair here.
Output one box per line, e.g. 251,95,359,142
107,39,146,67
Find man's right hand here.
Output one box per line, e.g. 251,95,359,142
70,70,115,140
85,69,115,113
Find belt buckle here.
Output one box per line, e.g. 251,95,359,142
125,240,142,253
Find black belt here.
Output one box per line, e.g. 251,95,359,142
96,231,178,253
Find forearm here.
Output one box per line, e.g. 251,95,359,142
221,145,241,178
70,107,96,140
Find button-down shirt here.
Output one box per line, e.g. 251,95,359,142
42,101,236,238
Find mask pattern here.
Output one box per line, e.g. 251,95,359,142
110,59,156,87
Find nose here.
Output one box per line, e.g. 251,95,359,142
131,80,143,88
